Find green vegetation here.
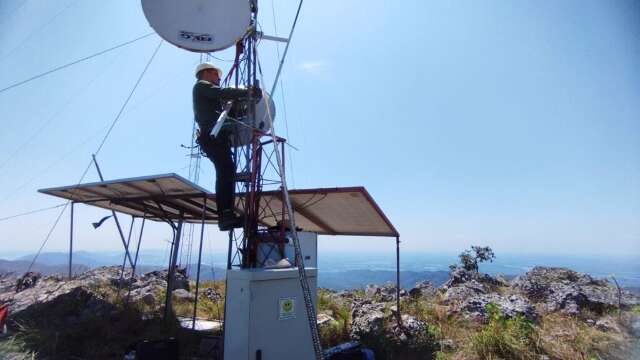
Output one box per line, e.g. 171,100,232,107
452,246,496,273
388,287,636,360
172,280,226,322
470,303,538,360
317,289,352,347
0,336,35,359
2,267,636,359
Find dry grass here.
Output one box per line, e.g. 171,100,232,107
172,280,226,322
402,294,477,356
535,313,631,360
0,336,36,360
401,292,638,360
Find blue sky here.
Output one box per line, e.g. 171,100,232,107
0,0,638,258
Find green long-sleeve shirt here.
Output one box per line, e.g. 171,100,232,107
192,80,251,135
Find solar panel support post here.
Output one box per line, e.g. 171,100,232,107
92,154,134,268
127,212,146,303
192,197,207,329
164,214,184,321
396,235,402,326
117,216,136,299
68,202,74,279
226,231,233,270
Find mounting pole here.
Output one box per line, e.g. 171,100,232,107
269,0,304,96
68,202,74,279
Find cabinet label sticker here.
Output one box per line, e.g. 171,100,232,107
279,297,296,320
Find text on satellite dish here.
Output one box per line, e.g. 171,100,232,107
179,31,213,43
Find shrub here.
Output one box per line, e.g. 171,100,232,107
458,246,495,273
470,303,538,360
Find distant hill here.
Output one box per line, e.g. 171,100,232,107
0,259,89,276
17,251,135,267
1,255,227,282
7,251,639,293
319,269,451,290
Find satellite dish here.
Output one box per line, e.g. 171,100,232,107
141,0,251,52
230,91,276,147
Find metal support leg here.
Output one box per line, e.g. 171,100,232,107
117,217,135,298
192,197,207,329
165,216,184,320
92,154,134,268
68,202,74,279
396,236,402,326
227,231,233,270
127,214,146,302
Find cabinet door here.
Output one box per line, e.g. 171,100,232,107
249,277,316,360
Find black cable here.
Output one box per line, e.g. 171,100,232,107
25,201,70,275
0,32,155,94
0,0,78,62
0,44,126,173
0,203,66,222
94,39,163,155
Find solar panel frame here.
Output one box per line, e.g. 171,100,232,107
39,174,399,237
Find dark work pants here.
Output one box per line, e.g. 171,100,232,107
199,134,235,216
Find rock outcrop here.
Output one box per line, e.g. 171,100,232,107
457,293,538,321
364,283,406,302
0,266,189,316
350,301,433,359
440,268,502,304
408,281,438,298
350,302,386,341
513,267,639,315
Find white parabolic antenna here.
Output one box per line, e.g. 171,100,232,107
141,0,251,52
231,91,276,147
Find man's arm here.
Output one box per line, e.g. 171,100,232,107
197,83,261,101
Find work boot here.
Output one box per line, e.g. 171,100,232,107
219,210,244,231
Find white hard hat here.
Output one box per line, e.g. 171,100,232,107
195,62,222,78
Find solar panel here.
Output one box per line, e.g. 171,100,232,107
39,174,398,237
39,174,216,223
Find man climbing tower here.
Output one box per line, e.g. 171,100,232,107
192,62,261,230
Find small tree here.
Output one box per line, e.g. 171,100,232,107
458,246,495,273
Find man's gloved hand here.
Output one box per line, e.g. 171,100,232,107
249,86,263,101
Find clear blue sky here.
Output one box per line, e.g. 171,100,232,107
0,0,638,258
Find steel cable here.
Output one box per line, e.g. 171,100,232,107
23,39,163,275
0,32,155,94
0,203,66,222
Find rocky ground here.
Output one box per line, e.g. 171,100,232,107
318,266,640,359
0,267,198,359
0,265,638,359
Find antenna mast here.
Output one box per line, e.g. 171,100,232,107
141,0,323,358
